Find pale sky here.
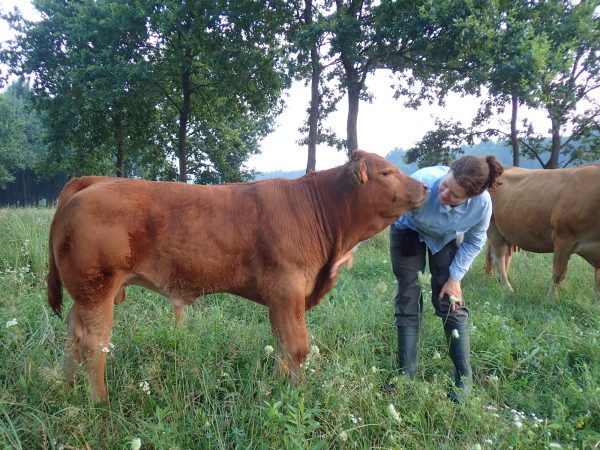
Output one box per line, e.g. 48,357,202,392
1,0,557,173
253,77,486,172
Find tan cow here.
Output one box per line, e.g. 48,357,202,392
485,164,600,297
47,150,427,400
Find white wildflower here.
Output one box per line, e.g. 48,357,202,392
101,346,110,353
433,351,441,359
484,439,493,445
488,374,499,383
264,345,274,355
451,329,460,339
109,342,115,349
130,437,142,450
139,381,151,395
371,366,378,373
338,431,348,442
5,318,17,328
387,403,402,424
548,443,562,449
449,295,460,305
514,420,523,429
309,345,320,356
348,413,358,424
470,444,482,450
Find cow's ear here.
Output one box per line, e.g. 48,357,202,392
351,157,369,185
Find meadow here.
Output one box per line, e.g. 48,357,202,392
0,207,598,449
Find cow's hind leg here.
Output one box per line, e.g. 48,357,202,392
168,296,196,326
65,275,122,401
549,234,576,298
493,243,513,292
486,219,513,291
76,298,115,401
65,303,84,387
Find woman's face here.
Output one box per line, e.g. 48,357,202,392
439,172,469,206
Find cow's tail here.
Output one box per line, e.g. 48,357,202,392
47,176,106,317
47,238,63,317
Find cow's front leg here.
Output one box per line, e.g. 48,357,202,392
268,299,308,385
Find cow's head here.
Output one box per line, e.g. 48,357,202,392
348,150,427,219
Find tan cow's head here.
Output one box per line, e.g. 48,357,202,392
348,150,427,219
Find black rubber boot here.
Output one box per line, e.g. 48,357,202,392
397,325,420,378
444,322,472,403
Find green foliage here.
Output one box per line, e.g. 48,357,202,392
0,79,48,187
1,208,599,448
1,0,290,183
404,119,470,167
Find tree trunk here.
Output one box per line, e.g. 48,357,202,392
346,82,360,157
110,112,125,177
178,68,191,183
305,0,319,174
546,105,561,169
510,93,520,167
22,170,27,206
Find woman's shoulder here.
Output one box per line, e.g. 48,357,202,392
411,166,449,185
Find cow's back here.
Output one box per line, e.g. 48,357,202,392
491,164,600,253
50,176,339,303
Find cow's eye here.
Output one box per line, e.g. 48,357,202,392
382,170,392,177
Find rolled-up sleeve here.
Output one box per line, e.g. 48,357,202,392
449,202,492,281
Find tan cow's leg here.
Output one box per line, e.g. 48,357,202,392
72,295,114,400
65,303,84,387
486,219,513,291
268,300,308,385
169,296,195,326
549,235,575,298
493,243,513,292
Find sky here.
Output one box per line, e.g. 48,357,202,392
0,0,556,173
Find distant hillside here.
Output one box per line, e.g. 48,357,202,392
385,141,578,174
254,141,580,180
253,169,305,181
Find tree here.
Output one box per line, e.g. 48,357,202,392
2,0,158,178
0,88,24,187
146,0,291,182
288,0,344,172
0,79,65,206
532,0,600,168
396,0,599,169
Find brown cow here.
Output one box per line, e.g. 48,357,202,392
485,164,600,297
47,150,427,400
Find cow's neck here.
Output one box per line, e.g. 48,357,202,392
306,167,386,258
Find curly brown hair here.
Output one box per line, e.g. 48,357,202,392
450,155,504,197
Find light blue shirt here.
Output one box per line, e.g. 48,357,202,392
394,166,492,281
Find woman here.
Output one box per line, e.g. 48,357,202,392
390,155,503,402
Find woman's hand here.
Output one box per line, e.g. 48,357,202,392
439,278,462,311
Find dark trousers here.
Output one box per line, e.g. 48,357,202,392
390,224,469,328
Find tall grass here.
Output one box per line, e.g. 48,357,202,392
1,208,598,449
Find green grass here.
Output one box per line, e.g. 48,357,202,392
1,207,598,449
